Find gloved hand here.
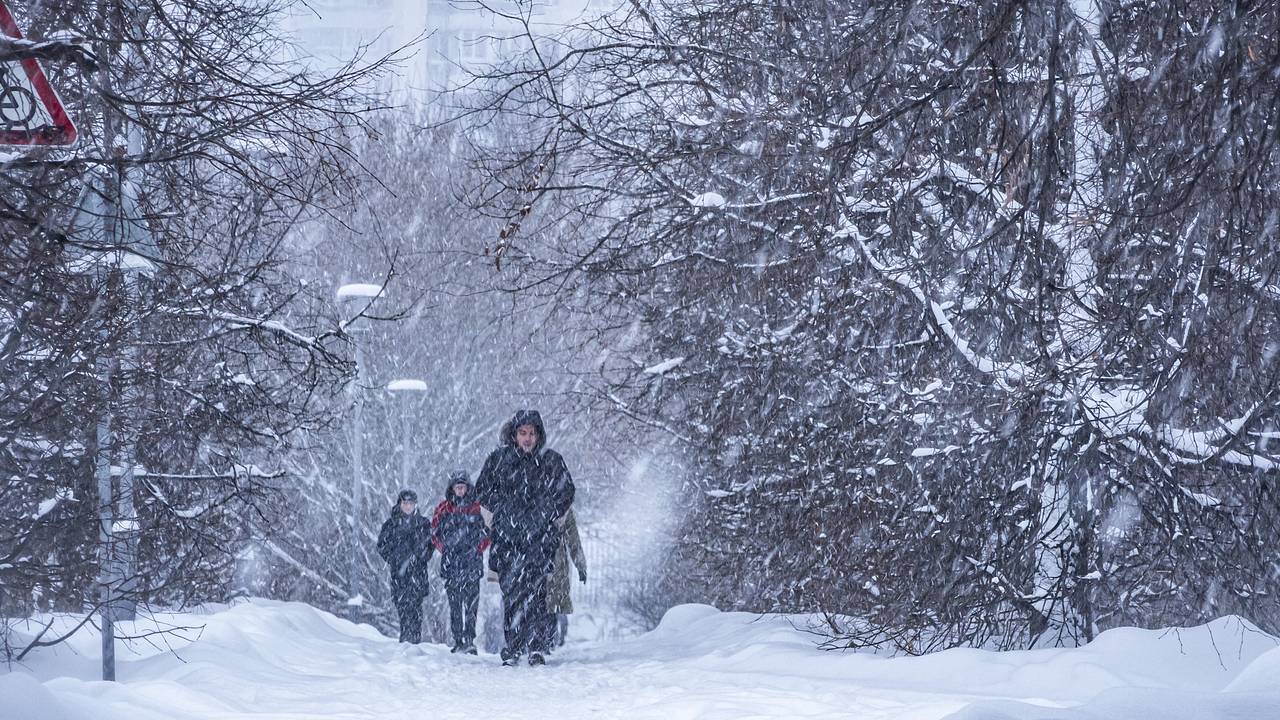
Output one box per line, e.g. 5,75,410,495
578,569,587,583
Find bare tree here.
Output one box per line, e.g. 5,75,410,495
1,0,399,661
459,0,1280,650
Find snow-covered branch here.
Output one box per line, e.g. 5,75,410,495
0,35,98,70
835,190,1036,390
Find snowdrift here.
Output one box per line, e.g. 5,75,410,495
638,605,1280,719
3,600,1277,720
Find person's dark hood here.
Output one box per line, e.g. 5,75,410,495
445,470,473,501
501,409,547,451
391,488,419,517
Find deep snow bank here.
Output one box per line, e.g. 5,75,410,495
2,601,386,720
644,604,1276,694
637,605,1280,719
3,600,1278,720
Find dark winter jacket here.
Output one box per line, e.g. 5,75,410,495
475,410,575,576
431,478,490,584
376,505,434,598
548,508,587,614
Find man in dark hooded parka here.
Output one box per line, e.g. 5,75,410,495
475,409,575,666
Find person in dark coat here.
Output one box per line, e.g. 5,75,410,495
475,409,575,666
376,489,434,644
431,470,489,654
546,507,587,648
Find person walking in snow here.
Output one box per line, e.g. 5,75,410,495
376,489,434,644
546,507,587,648
475,409,576,666
431,470,489,654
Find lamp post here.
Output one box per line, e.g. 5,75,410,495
336,282,385,619
387,379,428,493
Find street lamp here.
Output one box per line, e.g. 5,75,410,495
387,379,428,493
335,282,385,619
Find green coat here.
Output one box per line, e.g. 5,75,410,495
547,510,586,614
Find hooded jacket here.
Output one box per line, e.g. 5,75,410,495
431,476,490,584
547,508,587,614
475,410,575,574
376,504,434,597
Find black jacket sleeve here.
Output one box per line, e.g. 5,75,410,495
376,517,395,564
549,451,575,519
417,519,436,564
475,448,502,511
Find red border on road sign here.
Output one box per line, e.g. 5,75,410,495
0,1,78,146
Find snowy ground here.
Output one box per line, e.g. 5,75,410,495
4,600,1279,720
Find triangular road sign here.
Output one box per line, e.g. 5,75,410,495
0,2,77,146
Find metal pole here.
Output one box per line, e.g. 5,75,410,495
95,359,116,682
337,286,385,619
401,400,412,491
112,13,151,621
115,427,138,621
88,0,153,678
96,140,121,685
348,340,365,617
112,184,148,624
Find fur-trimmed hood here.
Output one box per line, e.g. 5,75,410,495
500,409,547,452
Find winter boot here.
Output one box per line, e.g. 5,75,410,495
500,647,520,667
528,652,546,666
463,643,478,655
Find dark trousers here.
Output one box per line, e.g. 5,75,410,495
393,588,425,644
498,555,554,656
446,578,480,647
540,611,568,649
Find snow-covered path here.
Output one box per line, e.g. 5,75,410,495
6,601,1280,720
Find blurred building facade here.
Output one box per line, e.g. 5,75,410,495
282,0,610,97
